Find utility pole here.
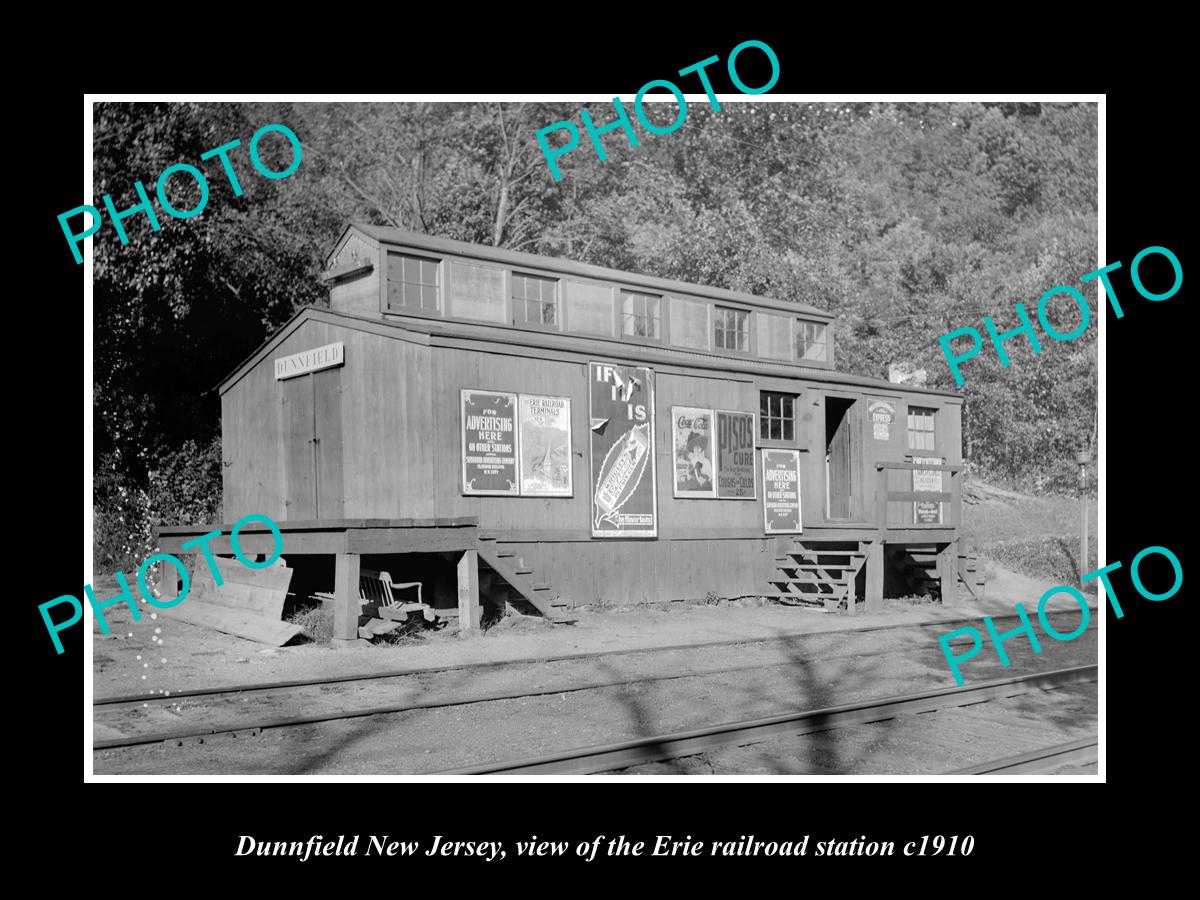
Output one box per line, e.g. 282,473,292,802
1076,449,1090,579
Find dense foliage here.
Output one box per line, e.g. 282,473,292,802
92,101,1097,569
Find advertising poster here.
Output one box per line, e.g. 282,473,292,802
912,455,944,524
716,410,756,499
589,362,656,537
762,448,802,533
869,398,896,441
460,389,519,495
672,406,716,498
518,394,572,496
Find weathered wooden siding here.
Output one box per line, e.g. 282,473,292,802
221,374,286,522
655,371,759,535
339,331,433,519
223,319,433,522
503,538,776,604
223,315,962,550
328,232,381,316
431,347,591,529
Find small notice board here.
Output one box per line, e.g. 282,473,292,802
762,449,802,534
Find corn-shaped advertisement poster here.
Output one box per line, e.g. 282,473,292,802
589,362,657,537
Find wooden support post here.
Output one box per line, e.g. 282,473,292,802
865,540,884,613
332,552,361,647
457,549,482,636
845,560,857,616
158,557,180,603
937,540,958,606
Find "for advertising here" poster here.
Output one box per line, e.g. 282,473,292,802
762,448,802,533
461,389,519,495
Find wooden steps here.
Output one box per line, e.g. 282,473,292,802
957,552,986,599
768,540,871,614
475,541,576,624
886,545,940,599
886,545,985,602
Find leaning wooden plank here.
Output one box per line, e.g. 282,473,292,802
162,599,302,646
190,557,293,618
210,555,294,593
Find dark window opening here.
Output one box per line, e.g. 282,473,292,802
715,306,749,351
512,273,558,327
796,319,828,362
621,290,661,340
759,391,796,442
907,406,936,451
387,253,441,312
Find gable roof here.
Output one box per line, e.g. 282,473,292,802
219,305,962,400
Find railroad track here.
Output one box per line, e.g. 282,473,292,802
93,615,1096,752
93,613,1097,758
949,736,1098,775
434,665,1098,775
94,606,1090,707
92,649,938,750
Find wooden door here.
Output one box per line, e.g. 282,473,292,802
312,367,344,518
281,375,317,520
826,397,855,519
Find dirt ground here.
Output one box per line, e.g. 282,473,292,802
91,561,1093,702
94,620,1097,774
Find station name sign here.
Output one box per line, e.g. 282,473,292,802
274,342,345,380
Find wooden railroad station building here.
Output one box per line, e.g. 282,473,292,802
157,224,981,646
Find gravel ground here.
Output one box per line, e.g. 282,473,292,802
91,562,1084,700
614,684,1098,775
93,617,1097,775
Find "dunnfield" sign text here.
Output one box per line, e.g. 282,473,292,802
274,342,345,380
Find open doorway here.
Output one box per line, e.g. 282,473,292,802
825,397,856,519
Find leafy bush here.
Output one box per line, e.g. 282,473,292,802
93,460,154,574
94,435,224,573
145,436,224,528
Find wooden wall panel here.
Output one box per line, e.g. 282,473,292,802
655,371,760,536
220,385,286,524
859,391,904,524
565,280,615,336
313,367,344,518
669,297,710,351
794,390,823,526
757,312,793,360
942,402,963,464
221,315,966,549
339,331,436,519
508,538,774,604
222,322,339,523
442,348,589,532
281,375,316,519
328,232,380,315
447,260,506,323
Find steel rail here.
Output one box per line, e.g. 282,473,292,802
93,653,917,750
94,608,1094,707
435,664,1098,775
948,736,1098,775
